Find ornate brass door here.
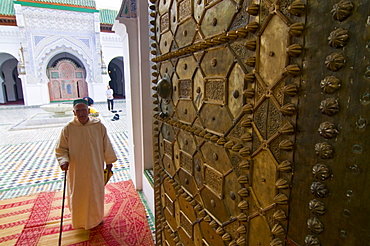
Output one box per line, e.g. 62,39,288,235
150,0,370,245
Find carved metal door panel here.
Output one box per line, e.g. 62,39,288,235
150,0,370,245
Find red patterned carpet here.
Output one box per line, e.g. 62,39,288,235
0,180,154,246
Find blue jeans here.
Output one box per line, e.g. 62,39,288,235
107,99,114,111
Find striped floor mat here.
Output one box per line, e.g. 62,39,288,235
0,180,154,246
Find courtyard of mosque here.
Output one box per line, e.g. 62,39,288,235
0,100,128,198
0,100,154,230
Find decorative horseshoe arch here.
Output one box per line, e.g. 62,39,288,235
37,37,93,85
47,59,87,101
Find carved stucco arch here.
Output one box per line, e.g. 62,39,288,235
36,37,93,84
0,53,19,85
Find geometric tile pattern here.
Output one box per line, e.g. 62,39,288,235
0,101,131,199
0,132,131,199
0,141,61,191
139,190,156,240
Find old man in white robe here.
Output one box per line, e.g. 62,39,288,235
56,99,117,230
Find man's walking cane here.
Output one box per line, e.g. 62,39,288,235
59,170,67,246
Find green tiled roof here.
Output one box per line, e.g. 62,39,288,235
99,9,118,25
1,0,96,16
22,0,96,8
1,1,118,25
0,0,15,16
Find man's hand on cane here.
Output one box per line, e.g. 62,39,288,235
60,162,69,171
106,163,113,171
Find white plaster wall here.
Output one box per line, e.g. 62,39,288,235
143,178,154,214
137,0,153,173
0,26,21,59
112,20,139,188
22,83,49,105
114,0,153,212
137,0,154,215
100,32,124,102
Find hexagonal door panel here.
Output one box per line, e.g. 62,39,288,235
200,0,237,38
201,46,234,77
152,1,370,245
174,18,197,48
176,55,197,79
199,103,233,135
176,100,197,124
159,31,173,55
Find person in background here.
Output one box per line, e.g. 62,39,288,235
105,86,114,111
83,96,99,117
55,99,117,230
83,96,94,106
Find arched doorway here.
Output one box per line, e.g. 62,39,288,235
0,56,23,105
47,54,87,101
108,57,125,98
